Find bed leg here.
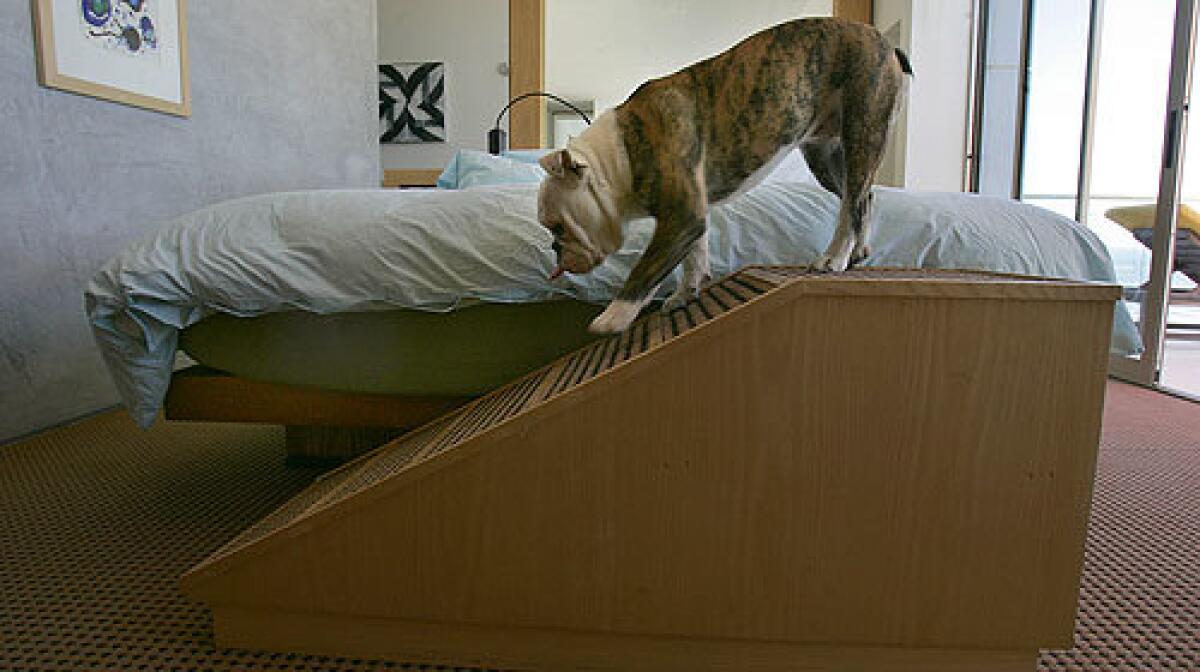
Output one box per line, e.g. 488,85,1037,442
283,426,404,466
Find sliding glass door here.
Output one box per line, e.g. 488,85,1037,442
1016,0,1198,393
1160,38,1200,396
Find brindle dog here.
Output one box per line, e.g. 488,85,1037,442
538,17,912,333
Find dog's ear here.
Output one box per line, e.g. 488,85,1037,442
539,148,589,179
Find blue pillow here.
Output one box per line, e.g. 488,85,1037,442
502,149,553,165
437,150,547,189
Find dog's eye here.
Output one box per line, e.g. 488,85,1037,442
549,223,564,237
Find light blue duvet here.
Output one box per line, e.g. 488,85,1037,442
86,181,1141,428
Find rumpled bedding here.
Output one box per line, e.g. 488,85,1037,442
86,181,1142,428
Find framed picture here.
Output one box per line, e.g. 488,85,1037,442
32,0,190,117
379,62,445,144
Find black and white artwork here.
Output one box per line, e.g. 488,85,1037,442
379,62,445,144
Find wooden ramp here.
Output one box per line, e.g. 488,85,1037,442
181,267,1120,671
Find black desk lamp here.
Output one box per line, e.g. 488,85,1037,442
488,91,593,154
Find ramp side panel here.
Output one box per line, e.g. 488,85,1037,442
184,281,1113,650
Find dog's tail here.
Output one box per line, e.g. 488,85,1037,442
894,48,913,76
887,48,913,134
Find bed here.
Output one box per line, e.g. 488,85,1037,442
86,150,1143,460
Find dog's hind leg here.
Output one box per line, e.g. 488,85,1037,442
852,191,877,264
815,73,898,271
818,138,884,270
843,110,893,267
800,137,845,198
813,144,867,272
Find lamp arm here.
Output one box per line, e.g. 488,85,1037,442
493,91,593,129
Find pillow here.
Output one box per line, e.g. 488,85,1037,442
508,147,815,183
437,150,547,189
437,147,815,190
502,149,553,165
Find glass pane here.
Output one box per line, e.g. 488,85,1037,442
1021,0,1091,215
1086,0,1179,361
976,1,1027,196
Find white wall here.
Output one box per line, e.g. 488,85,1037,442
546,0,833,118
378,0,509,172
899,0,975,191
874,0,912,187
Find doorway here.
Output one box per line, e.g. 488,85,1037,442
982,0,1200,397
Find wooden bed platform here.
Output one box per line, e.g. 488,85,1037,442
180,267,1119,670
164,366,473,463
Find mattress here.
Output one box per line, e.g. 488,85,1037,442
89,179,1143,428
179,300,603,396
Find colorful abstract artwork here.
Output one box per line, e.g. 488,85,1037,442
79,0,160,56
33,0,189,117
379,62,445,144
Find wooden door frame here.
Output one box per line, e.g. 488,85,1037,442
833,0,873,24
508,0,545,149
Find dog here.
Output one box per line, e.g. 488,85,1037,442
537,16,912,334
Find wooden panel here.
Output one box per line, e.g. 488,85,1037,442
381,169,441,188
214,606,1035,672
833,0,873,24
182,269,1116,665
508,0,545,148
164,367,471,428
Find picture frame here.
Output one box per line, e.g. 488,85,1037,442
379,61,445,144
32,0,190,117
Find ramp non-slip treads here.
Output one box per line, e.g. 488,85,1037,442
189,266,788,570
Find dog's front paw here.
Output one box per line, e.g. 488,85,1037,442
849,242,872,267
589,300,641,334
813,252,851,272
661,285,700,313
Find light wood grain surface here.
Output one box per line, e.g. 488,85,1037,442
381,169,443,188
833,0,873,24
214,606,1034,672
183,269,1116,670
508,0,545,149
164,367,470,428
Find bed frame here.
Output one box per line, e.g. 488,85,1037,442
179,267,1118,670
164,366,472,463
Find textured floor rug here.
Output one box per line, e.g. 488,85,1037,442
1,381,1196,671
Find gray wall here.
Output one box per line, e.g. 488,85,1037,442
0,1,380,443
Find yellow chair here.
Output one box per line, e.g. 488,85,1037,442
1105,203,1200,286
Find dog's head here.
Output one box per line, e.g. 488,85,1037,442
538,147,624,279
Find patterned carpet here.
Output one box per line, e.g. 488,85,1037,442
0,381,1196,671
1037,383,1200,671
